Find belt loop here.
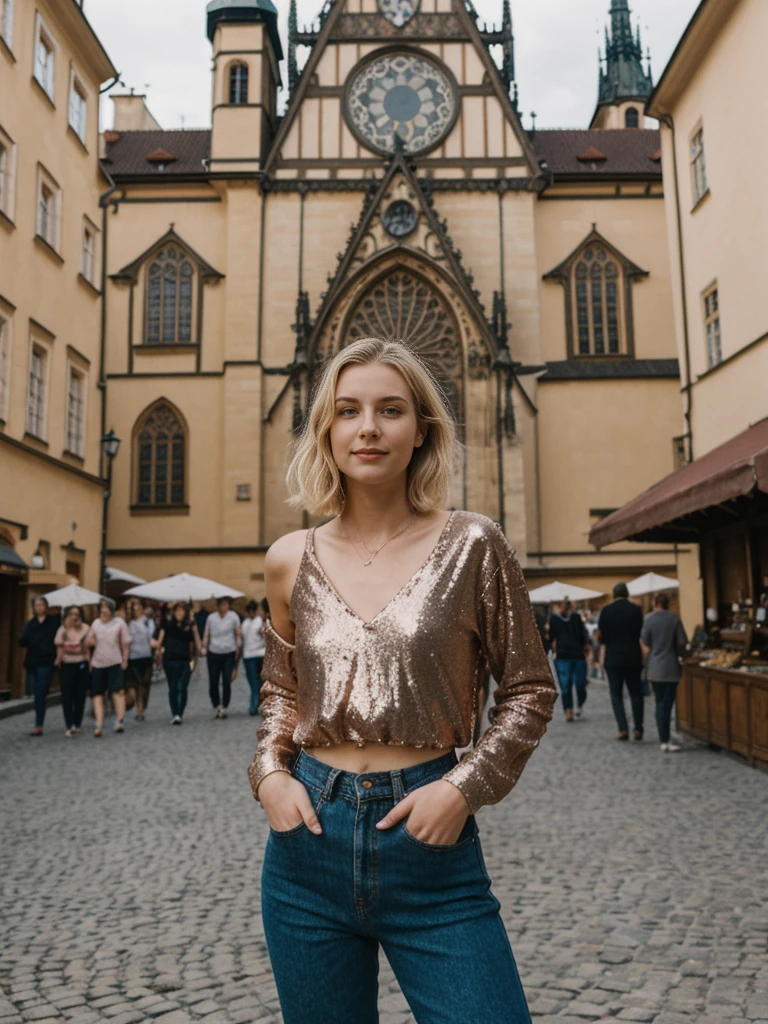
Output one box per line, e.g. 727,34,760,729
316,767,342,812
390,769,406,804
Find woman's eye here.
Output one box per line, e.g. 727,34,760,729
338,407,357,416
383,407,402,416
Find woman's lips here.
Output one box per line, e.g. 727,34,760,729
353,452,386,461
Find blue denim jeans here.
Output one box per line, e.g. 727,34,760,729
554,658,587,713
651,680,678,744
261,749,532,1024
243,656,264,714
27,665,55,728
164,660,191,719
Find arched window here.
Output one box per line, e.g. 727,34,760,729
342,268,464,424
573,246,623,355
145,246,194,345
625,106,639,129
134,403,186,507
229,63,249,105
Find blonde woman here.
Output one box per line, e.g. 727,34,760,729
248,338,556,1024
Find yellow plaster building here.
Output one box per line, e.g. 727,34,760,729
0,0,116,697
98,0,686,602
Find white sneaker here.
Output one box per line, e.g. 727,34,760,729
220,708,228,719
660,743,668,751
665,742,682,752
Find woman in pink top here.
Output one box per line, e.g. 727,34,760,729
85,598,131,737
54,605,91,737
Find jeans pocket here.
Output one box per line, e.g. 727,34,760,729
400,815,477,852
269,820,309,838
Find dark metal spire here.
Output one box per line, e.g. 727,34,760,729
288,0,299,97
500,0,515,95
597,0,653,108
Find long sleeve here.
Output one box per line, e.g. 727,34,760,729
443,526,557,814
247,619,300,800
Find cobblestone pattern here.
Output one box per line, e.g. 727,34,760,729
1,667,766,1023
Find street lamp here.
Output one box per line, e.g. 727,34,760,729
99,429,121,594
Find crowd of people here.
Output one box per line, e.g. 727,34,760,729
17,593,268,737
537,583,688,751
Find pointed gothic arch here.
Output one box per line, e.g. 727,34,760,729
131,399,188,509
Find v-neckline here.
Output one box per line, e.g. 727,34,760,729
307,510,457,627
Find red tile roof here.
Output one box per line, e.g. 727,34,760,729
102,130,211,178
535,129,662,178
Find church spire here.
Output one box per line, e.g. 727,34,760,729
596,0,652,111
288,0,299,97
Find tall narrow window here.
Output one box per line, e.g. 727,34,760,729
145,246,194,344
1,0,14,49
135,403,187,507
82,220,96,283
0,314,9,422
26,345,47,439
33,14,55,99
690,127,708,204
703,286,721,368
36,166,60,250
229,63,249,105
0,128,15,220
572,246,623,356
625,106,639,129
68,68,87,142
65,366,85,456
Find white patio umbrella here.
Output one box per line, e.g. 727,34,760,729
124,573,245,603
43,583,106,608
528,581,605,604
626,572,680,597
105,566,146,585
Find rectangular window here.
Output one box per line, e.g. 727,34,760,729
0,313,10,422
703,286,722,368
82,218,97,283
0,126,17,220
65,364,85,457
1,0,13,49
33,12,56,99
68,65,87,142
26,343,47,439
36,165,61,251
690,127,708,204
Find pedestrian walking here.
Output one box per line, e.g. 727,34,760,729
193,601,210,643
201,596,241,719
54,605,90,736
248,338,556,1024
125,598,154,721
85,598,131,736
155,602,200,725
641,593,688,752
548,599,589,721
597,583,645,741
241,600,266,715
18,595,60,737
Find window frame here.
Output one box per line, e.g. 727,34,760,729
229,62,249,105
702,283,722,369
571,245,626,357
624,106,639,129
143,245,196,346
25,337,49,441
81,216,98,285
1,0,14,51
690,124,708,206
67,63,88,144
36,164,61,252
33,11,56,101
0,124,17,222
132,401,188,510
0,307,11,423
64,361,86,458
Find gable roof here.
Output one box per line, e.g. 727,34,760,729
102,130,211,179
111,225,224,283
535,128,662,179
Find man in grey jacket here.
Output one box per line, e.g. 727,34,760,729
640,594,688,752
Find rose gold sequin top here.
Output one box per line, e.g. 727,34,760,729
248,511,556,814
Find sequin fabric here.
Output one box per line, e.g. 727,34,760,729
247,511,556,814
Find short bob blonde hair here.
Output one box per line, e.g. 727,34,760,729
287,338,458,517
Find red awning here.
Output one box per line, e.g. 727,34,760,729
590,419,768,548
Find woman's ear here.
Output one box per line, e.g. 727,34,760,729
414,422,427,448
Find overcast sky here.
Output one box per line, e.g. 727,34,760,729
84,0,698,132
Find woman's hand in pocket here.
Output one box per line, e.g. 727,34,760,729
376,779,469,845
258,771,322,834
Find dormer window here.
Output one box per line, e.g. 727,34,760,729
625,106,639,129
229,63,248,105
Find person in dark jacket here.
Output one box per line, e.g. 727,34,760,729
549,599,588,722
18,595,61,736
641,593,688,752
597,583,644,741
155,602,201,725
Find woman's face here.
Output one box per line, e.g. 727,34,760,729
174,605,186,622
100,602,113,621
218,601,230,616
66,608,81,627
33,598,48,618
329,362,424,492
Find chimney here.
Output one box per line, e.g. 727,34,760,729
110,94,162,132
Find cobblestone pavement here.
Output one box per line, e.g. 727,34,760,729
1,666,767,1024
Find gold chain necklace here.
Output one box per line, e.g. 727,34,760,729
338,512,414,567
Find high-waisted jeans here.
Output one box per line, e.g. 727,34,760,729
261,749,532,1024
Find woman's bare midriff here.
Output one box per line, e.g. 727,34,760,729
304,741,451,774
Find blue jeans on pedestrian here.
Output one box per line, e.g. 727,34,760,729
27,665,54,728
261,749,532,1024
651,681,678,744
207,651,235,709
244,656,264,715
164,660,191,719
554,658,587,713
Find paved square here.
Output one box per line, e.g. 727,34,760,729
1,668,766,1023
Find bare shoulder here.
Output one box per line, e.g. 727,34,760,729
264,529,308,581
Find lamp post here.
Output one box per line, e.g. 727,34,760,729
99,429,121,594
